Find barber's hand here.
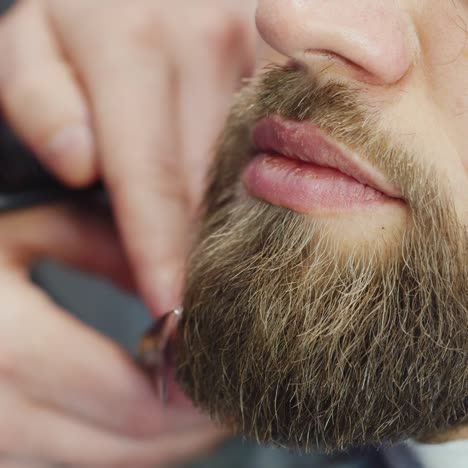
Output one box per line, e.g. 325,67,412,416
0,205,223,468
0,0,256,315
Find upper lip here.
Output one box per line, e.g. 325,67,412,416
251,116,402,199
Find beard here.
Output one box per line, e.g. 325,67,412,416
175,65,468,452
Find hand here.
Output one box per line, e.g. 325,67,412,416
0,0,256,316
0,204,223,468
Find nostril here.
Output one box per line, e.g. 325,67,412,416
305,49,367,72
303,49,382,84
284,58,304,72
256,0,415,87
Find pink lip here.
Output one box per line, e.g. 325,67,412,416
252,116,401,198
241,116,403,214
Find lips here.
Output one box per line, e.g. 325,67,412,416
242,116,402,214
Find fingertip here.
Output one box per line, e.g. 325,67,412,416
142,265,184,318
44,123,98,187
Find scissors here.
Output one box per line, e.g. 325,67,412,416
0,120,182,405
138,307,183,404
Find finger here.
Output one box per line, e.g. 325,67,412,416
0,1,97,187
0,270,208,439
89,55,187,316
0,454,49,468
0,204,135,291
176,8,256,210
0,460,48,468
23,405,222,468
0,381,220,468
52,11,189,316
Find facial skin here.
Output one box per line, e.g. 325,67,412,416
176,0,468,453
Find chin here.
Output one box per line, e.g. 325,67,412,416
176,194,467,452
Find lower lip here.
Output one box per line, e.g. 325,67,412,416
242,153,392,214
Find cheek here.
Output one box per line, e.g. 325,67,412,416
454,87,468,117
416,13,468,219
431,83,468,191
434,71,468,212
427,61,468,223
373,81,468,222
419,9,468,172
449,90,468,173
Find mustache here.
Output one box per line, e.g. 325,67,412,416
224,64,437,208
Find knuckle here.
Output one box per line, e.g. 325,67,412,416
106,157,185,207
105,0,162,47
0,71,53,143
0,63,86,147
196,8,246,53
1,66,47,106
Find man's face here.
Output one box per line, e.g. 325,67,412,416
176,0,468,452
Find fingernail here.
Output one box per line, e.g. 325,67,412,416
45,124,97,186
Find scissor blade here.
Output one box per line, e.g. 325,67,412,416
137,307,183,405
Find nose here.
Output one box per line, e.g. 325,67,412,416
256,0,417,85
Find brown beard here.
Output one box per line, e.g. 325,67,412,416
175,65,468,452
